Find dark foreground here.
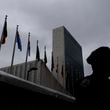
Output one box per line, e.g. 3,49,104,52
0,71,75,109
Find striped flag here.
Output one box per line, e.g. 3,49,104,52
0,15,8,49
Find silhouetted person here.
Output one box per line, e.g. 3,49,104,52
75,46,110,107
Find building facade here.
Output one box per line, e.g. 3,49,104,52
0,60,67,94
52,26,84,95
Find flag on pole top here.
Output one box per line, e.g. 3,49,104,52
27,32,31,56
44,46,47,64
36,40,40,61
0,15,8,49
16,25,22,51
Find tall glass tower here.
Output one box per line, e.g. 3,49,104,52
52,26,84,95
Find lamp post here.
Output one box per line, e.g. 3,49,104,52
27,67,37,80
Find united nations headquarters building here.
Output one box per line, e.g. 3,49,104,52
0,26,84,109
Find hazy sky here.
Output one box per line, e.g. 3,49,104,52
0,0,110,76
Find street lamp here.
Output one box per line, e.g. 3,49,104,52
27,67,37,80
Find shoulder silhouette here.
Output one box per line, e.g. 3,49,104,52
75,46,110,107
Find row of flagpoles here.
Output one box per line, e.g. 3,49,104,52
0,15,63,79
0,16,48,75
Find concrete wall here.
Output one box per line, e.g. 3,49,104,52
40,60,66,92
0,60,68,94
53,26,66,87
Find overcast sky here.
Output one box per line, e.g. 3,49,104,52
0,0,110,76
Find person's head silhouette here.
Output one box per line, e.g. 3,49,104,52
75,46,110,106
87,46,110,79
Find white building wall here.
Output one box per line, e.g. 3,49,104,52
0,60,68,94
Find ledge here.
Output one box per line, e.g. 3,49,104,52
0,71,75,105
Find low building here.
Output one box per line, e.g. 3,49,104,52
0,60,68,94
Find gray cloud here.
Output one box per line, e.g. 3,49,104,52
0,0,110,75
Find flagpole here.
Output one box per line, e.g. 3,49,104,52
10,25,18,74
24,32,30,79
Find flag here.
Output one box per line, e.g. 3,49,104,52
10,25,21,74
36,40,40,61
51,51,54,71
24,32,31,79
16,27,22,51
56,57,59,73
27,33,30,56
44,46,47,64
61,65,64,77
0,15,8,49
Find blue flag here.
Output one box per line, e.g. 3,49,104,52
16,30,22,51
